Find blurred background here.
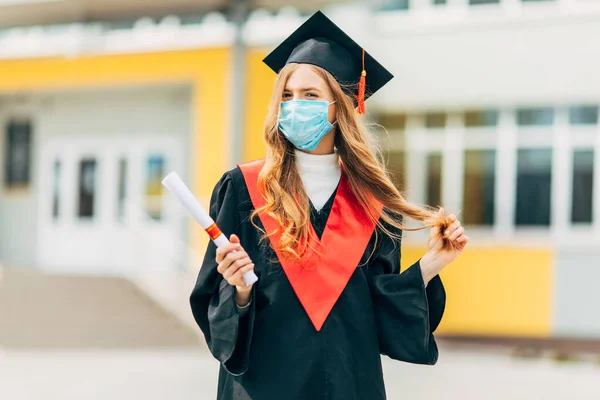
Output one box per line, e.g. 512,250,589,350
1,0,600,398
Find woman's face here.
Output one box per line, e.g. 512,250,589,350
282,64,337,125
280,64,338,155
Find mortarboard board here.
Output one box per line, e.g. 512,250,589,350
262,10,394,114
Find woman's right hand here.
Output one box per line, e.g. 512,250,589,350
216,234,255,301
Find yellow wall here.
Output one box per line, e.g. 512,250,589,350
0,49,231,252
243,49,274,162
402,247,553,338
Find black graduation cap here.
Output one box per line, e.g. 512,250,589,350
262,10,394,113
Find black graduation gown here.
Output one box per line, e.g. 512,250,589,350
190,166,446,400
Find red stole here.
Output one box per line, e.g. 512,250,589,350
238,159,381,331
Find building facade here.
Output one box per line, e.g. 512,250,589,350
0,2,599,339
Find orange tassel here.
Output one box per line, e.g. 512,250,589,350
357,49,366,115
357,71,366,115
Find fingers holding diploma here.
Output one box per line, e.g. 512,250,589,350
216,234,256,289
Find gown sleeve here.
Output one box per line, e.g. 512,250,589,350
367,225,446,365
189,171,256,376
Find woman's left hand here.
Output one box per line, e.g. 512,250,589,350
420,208,468,284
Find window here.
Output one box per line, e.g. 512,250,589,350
515,149,552,226
569,106,598,126
517,107,554,127
52,160,61,219
78,159,97,218
387,151,406,192
117,158,127,221
378,0,410,10
571,150,594,224
426,153,442,207
469,0,500,4
378,113,406,131
464,110,499,128
179,14,205,26
106,20,137,30
145,154,165,221
425,112,447,129
463,150,496,226
4,120,32,189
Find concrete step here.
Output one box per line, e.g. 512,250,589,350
0,267,203,348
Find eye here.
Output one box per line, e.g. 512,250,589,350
282,92,292,100
306,93,319,99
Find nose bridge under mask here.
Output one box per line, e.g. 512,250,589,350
280,99,330,119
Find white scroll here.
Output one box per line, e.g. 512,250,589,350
162,171,258,286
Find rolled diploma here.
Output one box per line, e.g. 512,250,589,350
161,171,258,286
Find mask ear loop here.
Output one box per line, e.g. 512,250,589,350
328,101,337,125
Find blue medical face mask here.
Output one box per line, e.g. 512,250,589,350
278,100,335,151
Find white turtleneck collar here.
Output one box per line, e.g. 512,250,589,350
295,149,342,211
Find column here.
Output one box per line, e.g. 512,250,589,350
448,0,469,13
412,0,433,13
442,112,465,218
594,117,600,237
502,0,522,18
551,108,572,240
558,0,577,13
229,0,249,167
405,115,427,207
494,109,517,239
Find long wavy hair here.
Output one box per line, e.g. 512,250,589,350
251,63,452,261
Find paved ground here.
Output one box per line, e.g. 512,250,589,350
1,346,600,400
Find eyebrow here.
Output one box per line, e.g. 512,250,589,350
283,87,322,93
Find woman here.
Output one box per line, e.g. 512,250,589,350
190,11,468,400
